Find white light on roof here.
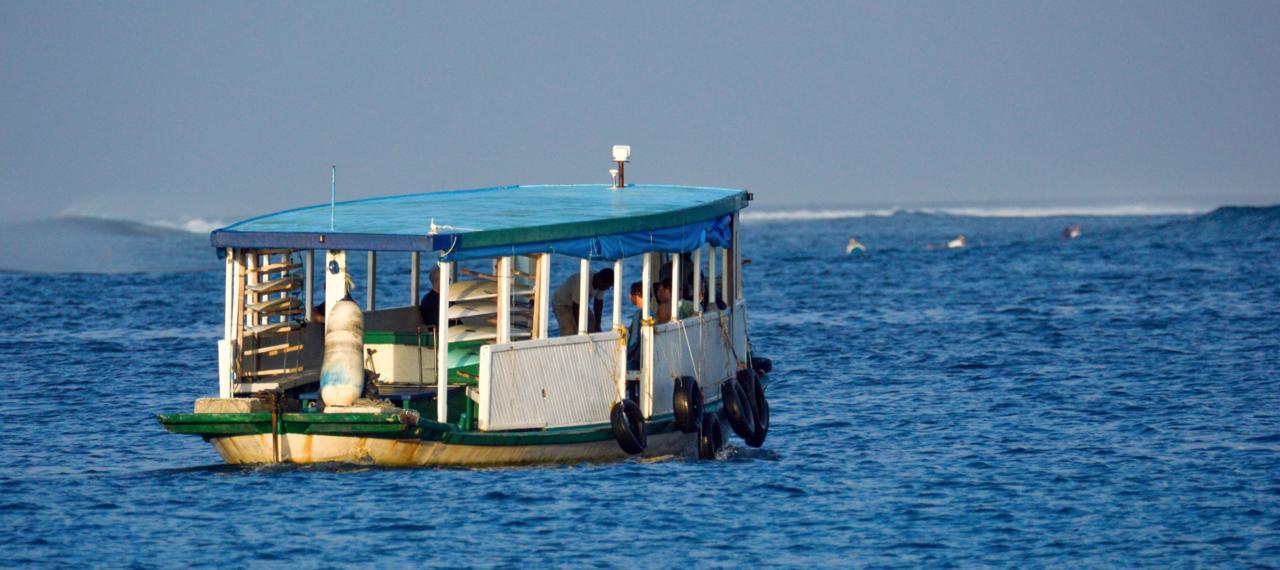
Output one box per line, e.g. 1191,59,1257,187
612,145,631,162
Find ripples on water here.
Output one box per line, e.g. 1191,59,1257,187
1,208,1278,566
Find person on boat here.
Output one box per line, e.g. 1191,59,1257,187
653,278,696,323
846,238,866,254
659,253,698,301
417,267,442,326
626,281,644,369
946,234,967,249
552,267,614,335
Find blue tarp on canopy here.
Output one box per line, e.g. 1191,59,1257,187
441,214,732,261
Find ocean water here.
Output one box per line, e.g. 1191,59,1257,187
1,207,1278,567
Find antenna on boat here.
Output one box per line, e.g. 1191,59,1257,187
330,165,336,230
612,145,630,189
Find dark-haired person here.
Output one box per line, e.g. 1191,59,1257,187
653,278,695,323
417,267,442,327
623,281,649,368
552,268,614,335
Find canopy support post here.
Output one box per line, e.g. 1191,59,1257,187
692,246,702,315
219,248,235,398
537,254,551,339
366,252,377,311
720,248,730,311
497,256,512,344
578,259,589,335
708,246,718,310
613,259,624,400
410,252,420,306
641,252,654,417
733,212,743,302
671,253,681,323
303,250,314,322
437,260,452,423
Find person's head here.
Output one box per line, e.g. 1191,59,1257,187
428,266,441,290
629,281,643,308
655,278,673,302
592,268,614,291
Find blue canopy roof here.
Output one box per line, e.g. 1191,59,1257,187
211,184,748,261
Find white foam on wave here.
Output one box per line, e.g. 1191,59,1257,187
147,217,228,234
742,208,900,221
921,204,1210,218
742,204,1211,221
56,208,228,234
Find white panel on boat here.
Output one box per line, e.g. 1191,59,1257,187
479,331,620,431
651,311,738,409
448,280,534,302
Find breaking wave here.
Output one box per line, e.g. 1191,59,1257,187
0,215,215,273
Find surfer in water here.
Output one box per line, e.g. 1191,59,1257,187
846,238,867,254
946,234,967,249
1063,224,1081,239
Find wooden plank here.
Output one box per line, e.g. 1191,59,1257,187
238,366,305,378
245,321,302,336
246,297,302,314
249,261,302,274
241,343,304,357
247,274,302,294
459,268,498,282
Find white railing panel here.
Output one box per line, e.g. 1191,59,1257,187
479,331,621,431
650,306,742,412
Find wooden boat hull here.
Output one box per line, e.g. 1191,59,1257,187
159,408,720,467
211,430,696,466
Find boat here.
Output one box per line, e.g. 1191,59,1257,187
158,148,774,466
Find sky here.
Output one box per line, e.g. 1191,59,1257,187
2,1,1278,225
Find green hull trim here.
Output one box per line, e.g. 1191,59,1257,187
158,407,720,447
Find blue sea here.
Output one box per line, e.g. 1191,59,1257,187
1,206,1278,567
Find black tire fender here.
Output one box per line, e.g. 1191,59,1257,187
673,376,704,433
698,412,723,459
737,368,760,413
745,392,769,448
751,356,773,375
722,378,756,442
610,399,647,454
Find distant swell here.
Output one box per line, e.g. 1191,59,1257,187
742,204,1214,222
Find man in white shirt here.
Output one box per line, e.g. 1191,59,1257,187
552,267,614,335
